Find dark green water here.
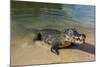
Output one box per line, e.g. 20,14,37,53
11,1,95,34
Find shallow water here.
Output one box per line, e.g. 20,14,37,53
11,1,95,31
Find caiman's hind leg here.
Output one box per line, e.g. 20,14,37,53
51,45,59,55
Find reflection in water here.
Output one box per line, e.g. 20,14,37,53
11,1,65,20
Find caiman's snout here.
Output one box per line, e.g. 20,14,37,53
73,34,86,45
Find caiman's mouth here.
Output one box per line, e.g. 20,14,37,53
71,37,86,45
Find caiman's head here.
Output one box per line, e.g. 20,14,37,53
63,28,86,44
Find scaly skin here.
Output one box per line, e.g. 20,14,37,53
33,28,86,55
41,29,72,55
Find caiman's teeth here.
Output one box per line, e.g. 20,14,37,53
63,28,86,44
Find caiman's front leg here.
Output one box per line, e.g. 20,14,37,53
51,45,59,55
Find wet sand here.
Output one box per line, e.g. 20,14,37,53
11,32,95,66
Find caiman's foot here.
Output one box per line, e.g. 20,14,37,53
51,47,59,55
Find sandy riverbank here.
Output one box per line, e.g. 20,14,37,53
11,31,95,66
